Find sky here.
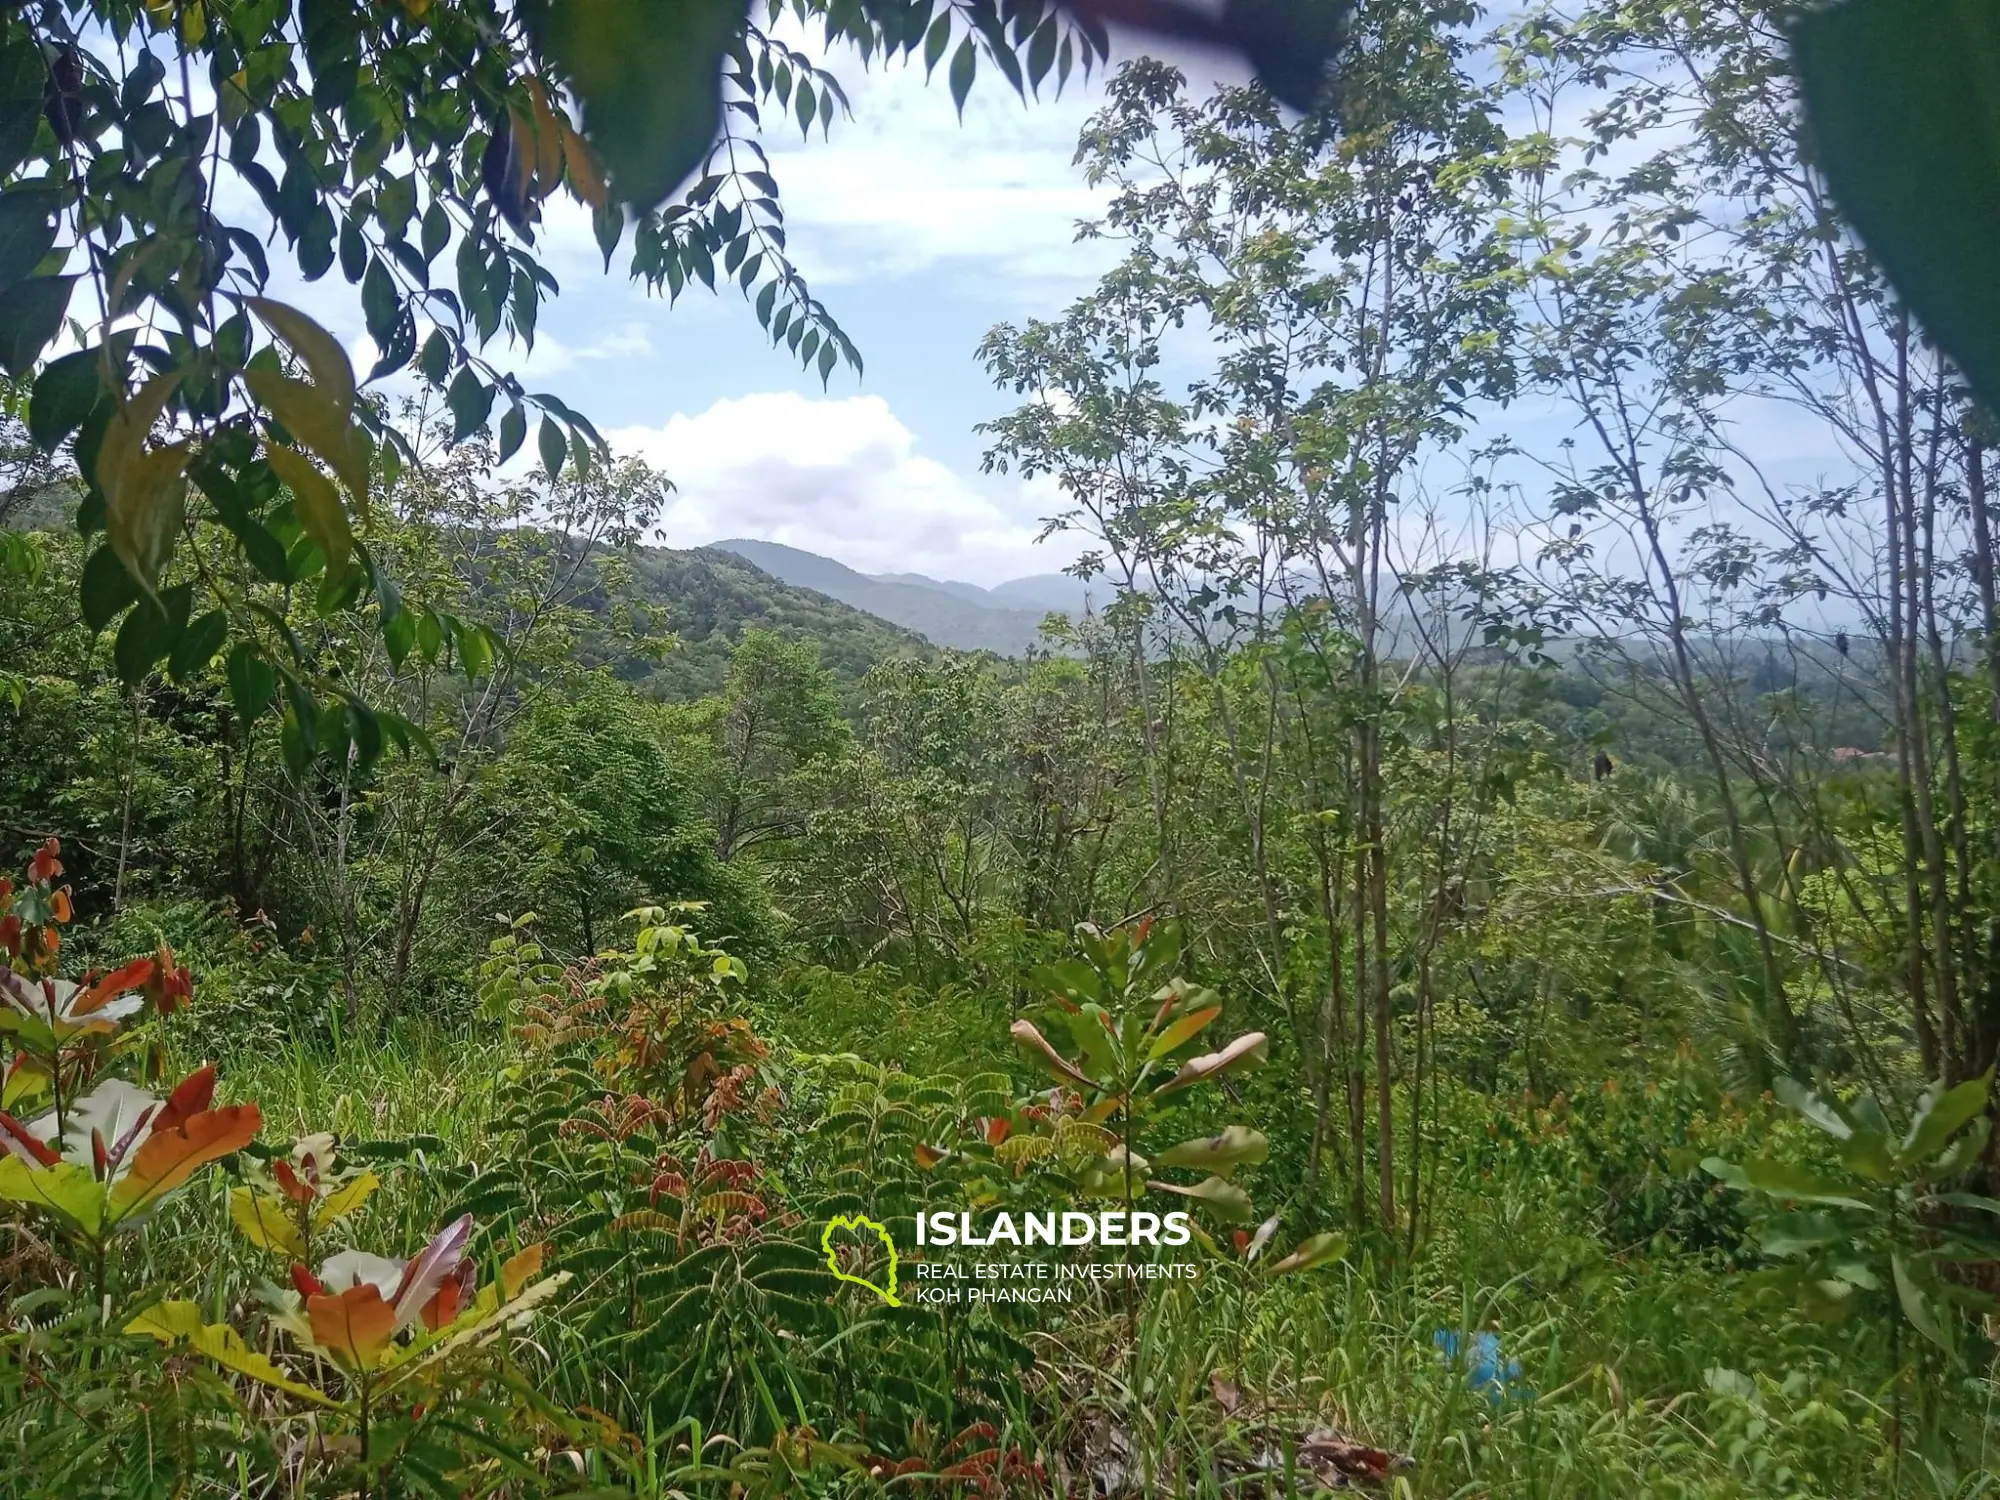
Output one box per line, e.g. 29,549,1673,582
403,35,1246,587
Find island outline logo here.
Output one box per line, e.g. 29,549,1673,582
820,1212,901,1306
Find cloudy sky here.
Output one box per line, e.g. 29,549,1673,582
439,36,1244,587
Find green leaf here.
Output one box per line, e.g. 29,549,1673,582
80,544,139,633
419,330,451,385
1892,1252,1952,1351
115,585,190,686
1756,1210,1846,1259
923,14,952,76
1267,1231,1345,1276
537,0,739,210
227,644,276,723
362,257,399,345
538,415,566,482
1154,1126,1269,1174
1793,1,2000,416
29,347,106,452
1739,1155,1871,1209
498,402,526,463
1774,1076,1854,1141
0,189,58,291
421,201,450,265
0,40,44,180
169,610,229,684
0,276,76,377
1900,1072,1991,1165
447,366,493,443
948,38,976,117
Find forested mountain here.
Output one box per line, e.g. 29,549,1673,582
712,536,1061,653
607,544,929,698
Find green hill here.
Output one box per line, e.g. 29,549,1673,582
606,544,931,698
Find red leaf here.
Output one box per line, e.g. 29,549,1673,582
71,958,154,1017
291,1263,327,1298
0,1110,57,1166
151,1064,217,1134
27,839,61,885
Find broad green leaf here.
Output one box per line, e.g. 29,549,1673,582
1793,2,2000,415
28,346,106,452
538,414,566,481
1891,1252,1952,1351
1739,1155,1870,1209
0,1158,107,1239
948,37,975,117
0,275,75,376
498,402,526,463
1773,1076,1853,1141
1147,1173,1254,1223
1267,1231,1345,1276
169,610,229,684
227,644,276,723
1154,1126,1269,1174
0,189,58,292
1756,1210,1847,1258
537,0,740,210
1901,1072,1991,1164
79,543,139,632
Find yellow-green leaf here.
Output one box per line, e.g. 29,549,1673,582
244,369,371,515
229,1186,306,1257
265,443,352,578
313,1170,380,1229
0,1158,108,1239
128,1300,331,1403
95,372,190,600
247,298,354,419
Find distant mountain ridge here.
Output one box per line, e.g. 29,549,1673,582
711,539,1095,655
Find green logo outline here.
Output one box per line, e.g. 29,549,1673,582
821,1212,901,1306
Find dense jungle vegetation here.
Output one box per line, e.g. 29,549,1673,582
4,0,2000,1495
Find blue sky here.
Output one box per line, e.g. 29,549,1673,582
406,39,1207,586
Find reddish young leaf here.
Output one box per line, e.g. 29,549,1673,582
0,1110,57,1166
71,958,154,1017
291,1262,327,1298
151,1064,217,1133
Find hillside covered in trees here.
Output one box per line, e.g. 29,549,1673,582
3,0,2000,1497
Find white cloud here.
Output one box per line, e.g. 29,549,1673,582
607,391,1075,584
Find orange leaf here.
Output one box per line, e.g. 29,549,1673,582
72,959,153,1017
306,1284,398,1370
28,839,60,884
109,1103,261,1220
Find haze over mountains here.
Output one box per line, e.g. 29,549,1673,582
711,538,1099,654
